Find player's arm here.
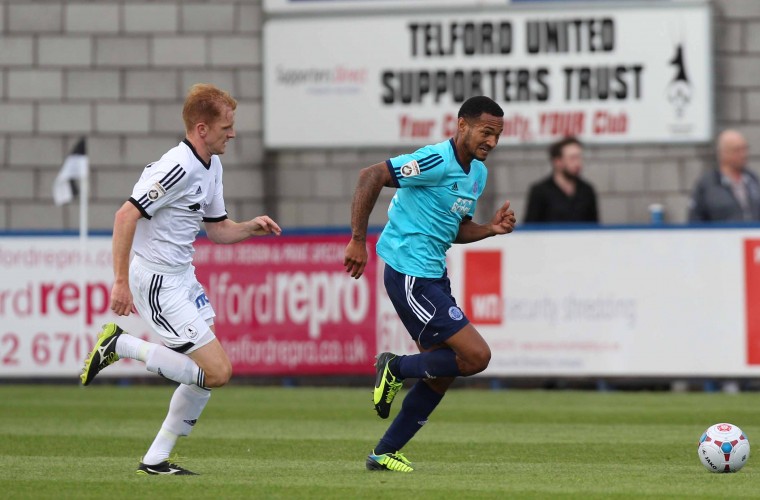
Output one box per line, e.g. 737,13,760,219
204,216,282,244
455,200,516,244
344,162,393,279
111,201,142,316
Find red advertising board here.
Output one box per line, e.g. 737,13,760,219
463,250,503,325
193,234,377,375
745,239,760,364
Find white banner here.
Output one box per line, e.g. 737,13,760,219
264,0,510,14
0,237,158,378
443,227,760,377
7,226,760,379
264,2,712,148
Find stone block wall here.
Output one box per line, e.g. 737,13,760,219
0,0,754,230
0,0,263,230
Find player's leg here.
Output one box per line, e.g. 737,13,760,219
380,266,490,383
367,332,490,471
137,269,227,474
374,375,455,451
432,323,491,377
368,372,456,472
367,266,490,471
369,349,460,472
387,307,491,380
373,265,466,419
83,333,213,474
81,323,211,474
81,264,212,388
81,261,224,475
187,334,232,388
139,328,229,474
81,324,211,387
137,380,208,476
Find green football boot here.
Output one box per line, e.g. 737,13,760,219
366,451,414,472
80,323,123,386
373,352,403,419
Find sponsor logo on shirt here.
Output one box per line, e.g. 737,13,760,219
450,197,473,216
195,293,210,308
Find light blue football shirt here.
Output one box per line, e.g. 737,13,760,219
376,138,488,278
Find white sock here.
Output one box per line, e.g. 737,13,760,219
145,344,206,388
142,428,178,466
115,333,151,361
142,384,212,465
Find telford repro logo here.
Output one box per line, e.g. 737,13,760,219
463,251,502,325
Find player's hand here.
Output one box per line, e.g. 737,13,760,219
490,200,517,235
250,215,282,236
344,238,368,279
110,281,134,316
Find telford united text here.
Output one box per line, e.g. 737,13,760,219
381,17,644,105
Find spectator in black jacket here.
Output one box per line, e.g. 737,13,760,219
688,129,760,222
524,137,599,223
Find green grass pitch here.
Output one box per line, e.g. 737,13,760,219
1,384,757,499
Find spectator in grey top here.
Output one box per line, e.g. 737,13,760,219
688,129,760,222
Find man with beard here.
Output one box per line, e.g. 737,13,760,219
524,137,599,223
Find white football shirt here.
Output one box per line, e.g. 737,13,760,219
129,140,227,266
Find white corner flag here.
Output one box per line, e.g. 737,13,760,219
53,137,90,342
53,137,88,206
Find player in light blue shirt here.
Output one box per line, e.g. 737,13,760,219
377,138,488,278
344,96,516,472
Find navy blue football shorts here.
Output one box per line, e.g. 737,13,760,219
384,263,470,349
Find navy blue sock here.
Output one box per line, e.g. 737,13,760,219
374,380,444,455
391,349,461,379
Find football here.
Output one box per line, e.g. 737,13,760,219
697,423,750,473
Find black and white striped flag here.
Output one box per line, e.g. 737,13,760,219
53,137,88,206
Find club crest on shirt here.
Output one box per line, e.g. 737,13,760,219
448,306,464,320
400,160,421,177
147,182,166,201
184,324,199,339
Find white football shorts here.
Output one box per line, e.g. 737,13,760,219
129,255,216,354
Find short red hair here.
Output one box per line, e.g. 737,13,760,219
182,84,237,132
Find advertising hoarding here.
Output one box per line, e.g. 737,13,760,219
264,3,712,147
5,226,760,378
